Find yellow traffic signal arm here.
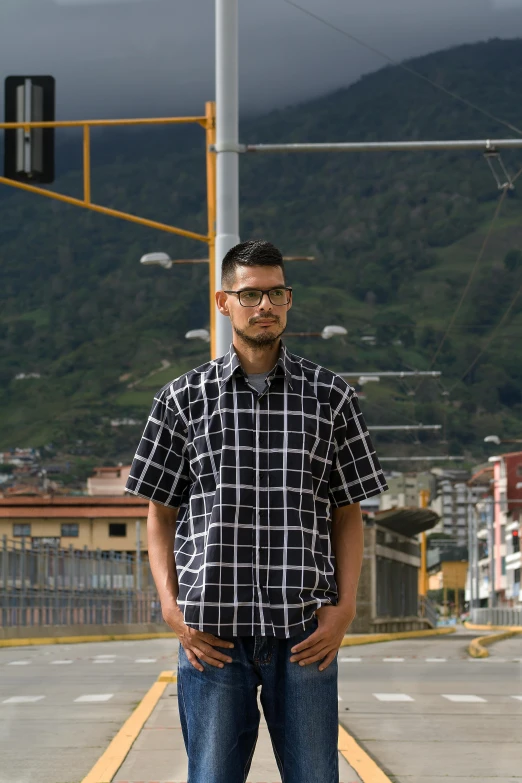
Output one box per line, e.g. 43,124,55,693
0,114,212,245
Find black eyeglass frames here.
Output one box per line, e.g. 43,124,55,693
223,287,293,307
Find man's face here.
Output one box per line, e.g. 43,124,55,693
218,265,292,348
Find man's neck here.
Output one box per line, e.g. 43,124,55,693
232,338,281,376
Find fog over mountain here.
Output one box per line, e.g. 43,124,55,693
1,0,522,119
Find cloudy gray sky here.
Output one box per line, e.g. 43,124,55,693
1,0,522,119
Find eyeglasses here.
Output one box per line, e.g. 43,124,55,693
223,287,293,307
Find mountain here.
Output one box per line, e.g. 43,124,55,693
1,37,522,483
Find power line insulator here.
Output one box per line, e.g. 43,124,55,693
483,146,514,191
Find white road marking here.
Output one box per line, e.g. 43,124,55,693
50,660,73,665
74,694,114,703
93,655,116,659
383,657,405,662
488,658,507,663
442,694,486,703
373,693,414,702
426,658,447,662
93,659,115,664
339,657,362,663
7,661,31,666
511,696,522,701
338,695,343,701
2,696,45,704
135,658,157,663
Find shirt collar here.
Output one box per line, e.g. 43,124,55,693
220,342,294,390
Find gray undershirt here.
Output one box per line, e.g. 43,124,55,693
246,372,270,394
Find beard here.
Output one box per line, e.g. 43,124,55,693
233,316,286,348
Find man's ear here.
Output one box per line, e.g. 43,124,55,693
216,290,229,316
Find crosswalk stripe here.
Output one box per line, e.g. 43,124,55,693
74,694,114,703
442,694,486,703
373,693,414,702
2,696,45,704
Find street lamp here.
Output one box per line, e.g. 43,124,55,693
140,252,315,269
484,435,522,445
186,329,210,343
185,325,346,344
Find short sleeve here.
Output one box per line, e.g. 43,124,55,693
328,390,388,508
125,389,190,508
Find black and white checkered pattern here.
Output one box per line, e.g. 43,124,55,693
126,344,388,639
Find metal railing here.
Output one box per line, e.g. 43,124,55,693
0,536,161,628
471,607,522,626
419,595,439,628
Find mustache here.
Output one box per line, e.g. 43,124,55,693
249,315,280,325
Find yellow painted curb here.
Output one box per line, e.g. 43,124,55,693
0,632,177,648
80,670,176,783
338,724,392,783
468,629,522,659
340,627,455,647
464,622,522,632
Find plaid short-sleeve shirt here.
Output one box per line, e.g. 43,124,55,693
126,343,388,638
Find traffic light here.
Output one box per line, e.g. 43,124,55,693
4,75,55,184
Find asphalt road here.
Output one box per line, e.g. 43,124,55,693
1,631,520,783
338,631,522,783
0,638,179,783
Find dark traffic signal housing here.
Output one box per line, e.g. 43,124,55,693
4,75,55,184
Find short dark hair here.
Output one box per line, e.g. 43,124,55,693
221,240,285,287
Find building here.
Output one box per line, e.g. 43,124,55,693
355,506,440,632
379,471,434,511
490,451,522,606
0,496,148,554
87,465,132,496
427,545,468,615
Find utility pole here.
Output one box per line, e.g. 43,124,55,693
467,487,475,614
215,0,239,357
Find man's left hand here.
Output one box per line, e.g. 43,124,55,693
289,603,356,671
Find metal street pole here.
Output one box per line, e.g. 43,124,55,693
467,487,475,612
215,0,239,356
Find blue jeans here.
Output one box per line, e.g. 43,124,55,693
177,617,339,783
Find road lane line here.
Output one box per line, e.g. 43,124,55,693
2,696,45,703
93,659,115,664
51,660,73,665
425,657,447,662
383,657,404,662
80,672,174,783
339,657,362,662
442,694,486,703
512,696,522,701
135,658,157,663
75,694,114,703
7,660,31,665
373,693,414,702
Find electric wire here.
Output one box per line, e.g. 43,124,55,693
281,0,522,137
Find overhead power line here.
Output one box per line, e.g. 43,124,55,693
281,0,522,137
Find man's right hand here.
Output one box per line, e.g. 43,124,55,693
162,600,234,673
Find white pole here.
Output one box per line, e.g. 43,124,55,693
215,0,239,357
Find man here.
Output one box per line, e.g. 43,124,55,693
126,240,388,783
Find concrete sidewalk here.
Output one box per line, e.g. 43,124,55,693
114,680,362,783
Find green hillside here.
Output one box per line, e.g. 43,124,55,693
1,37,522,479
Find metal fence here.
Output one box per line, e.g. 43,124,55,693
471,607,522,626
0,536,161,628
